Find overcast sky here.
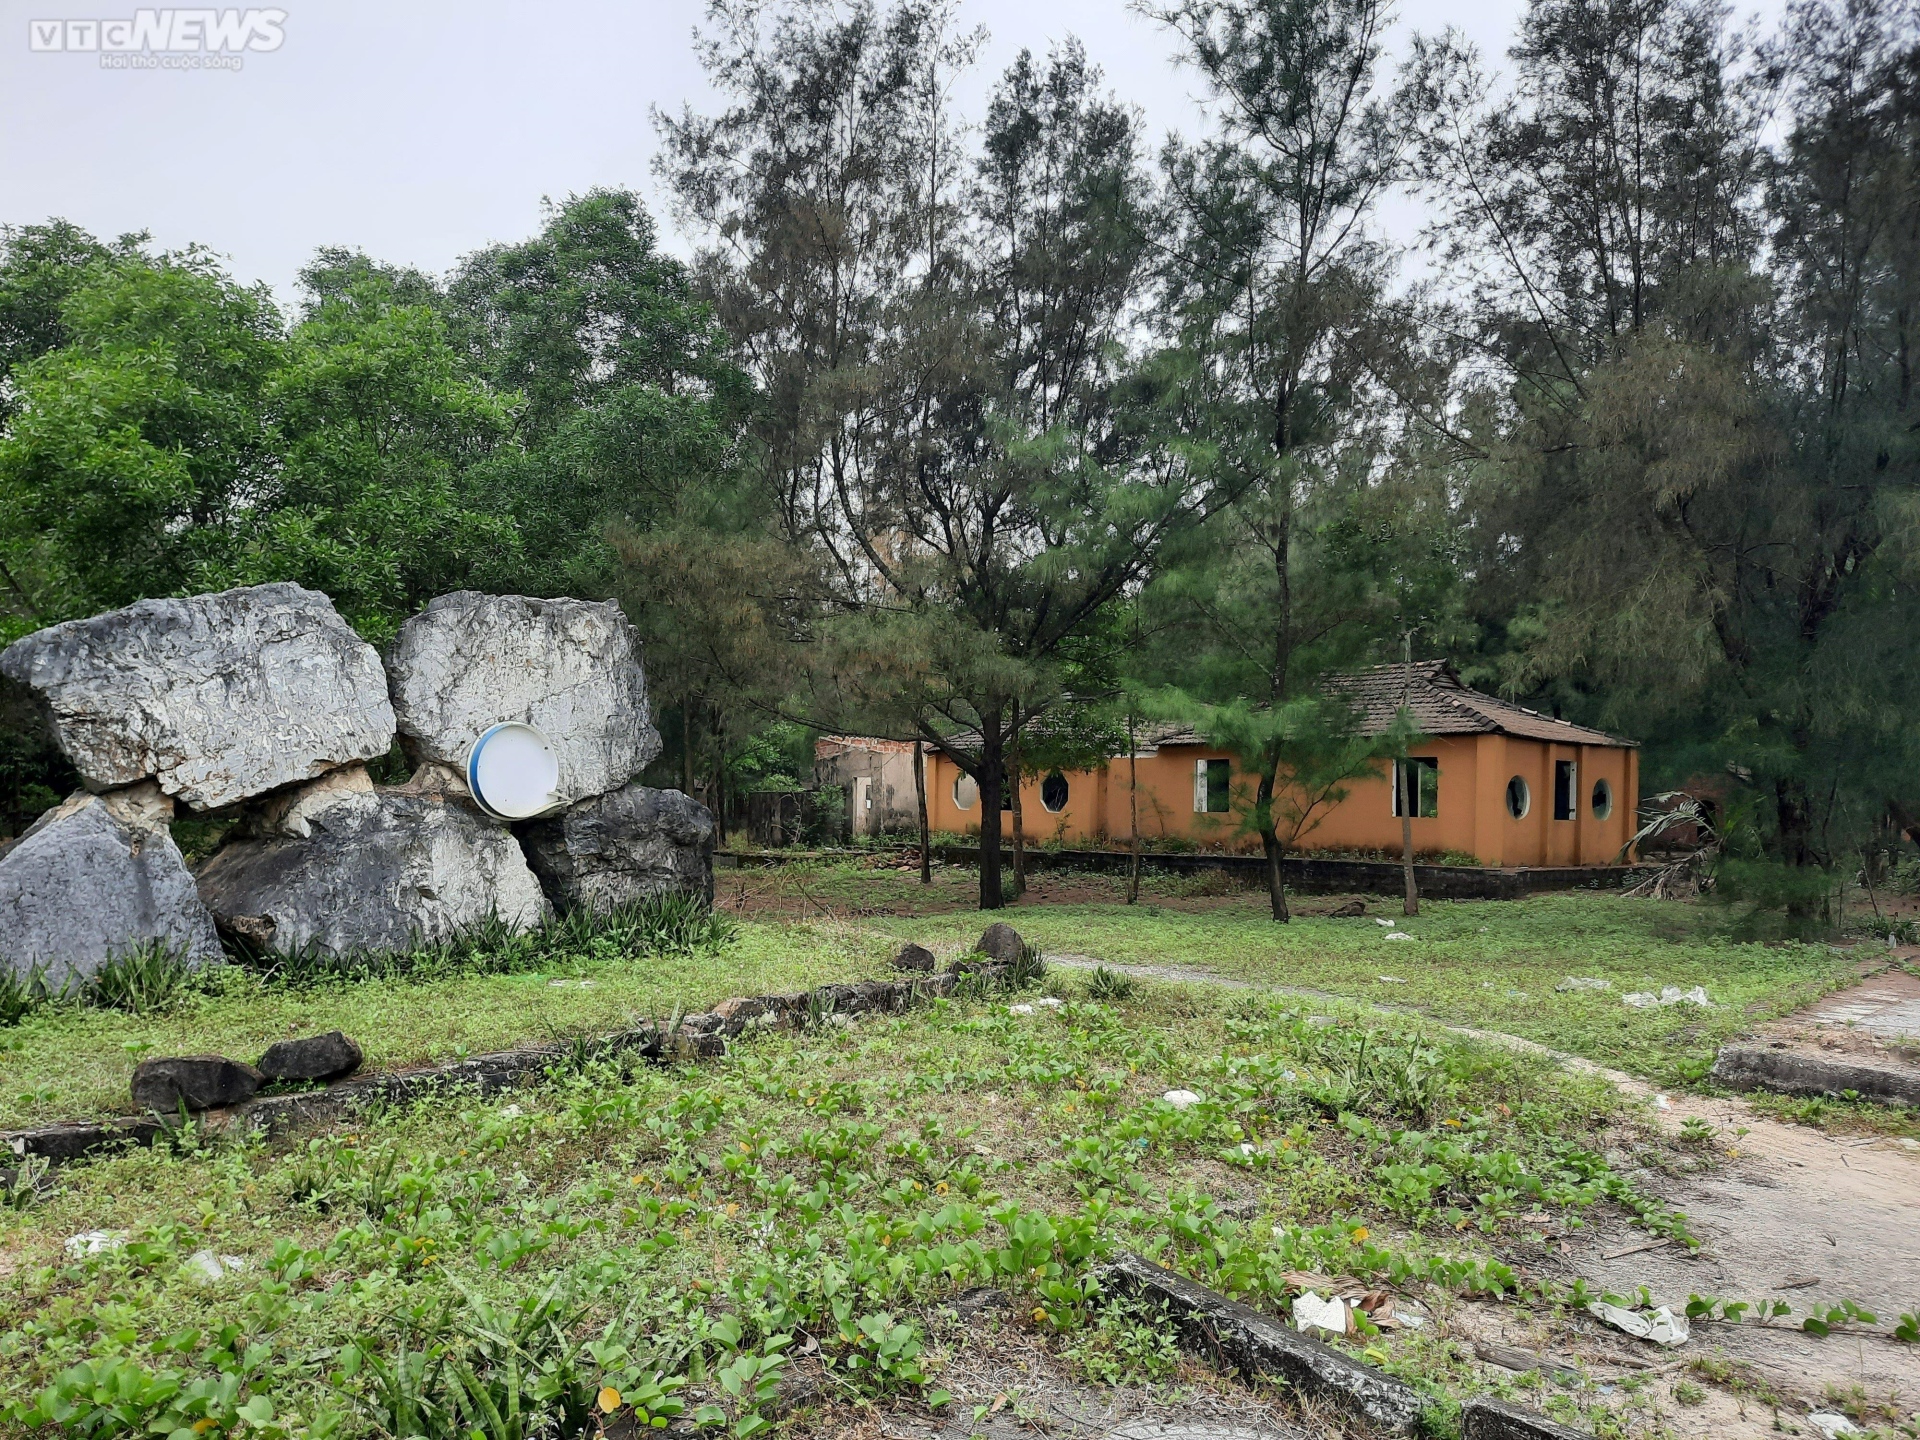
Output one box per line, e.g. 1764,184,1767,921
0,0,1747,308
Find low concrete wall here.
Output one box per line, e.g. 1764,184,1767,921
717,844,1654,898
923,845,1655,899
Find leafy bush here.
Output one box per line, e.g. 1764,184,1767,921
247,892,734,987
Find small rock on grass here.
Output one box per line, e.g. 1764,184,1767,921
131,1055,264,1112
976,922,1026,964
890,942,936,973
257,1031,363,1083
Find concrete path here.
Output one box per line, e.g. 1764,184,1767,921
1030,948,1920,1425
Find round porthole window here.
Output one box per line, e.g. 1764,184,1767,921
1041,771,1069,812
952,773,978,810
1591,778,1613,820
1506,775,1531,820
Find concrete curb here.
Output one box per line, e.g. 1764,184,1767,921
1101,1251,1427,1435
5,971,971,1167
1462,1396,1592,1439
1711,1045,1920,1107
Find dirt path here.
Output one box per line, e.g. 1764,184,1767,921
1024,949,1920,1430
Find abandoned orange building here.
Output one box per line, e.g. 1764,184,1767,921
902,663,1639,868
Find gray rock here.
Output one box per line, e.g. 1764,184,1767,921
890,942,937,973
386,593,660,808
132,1055,264,1113
517,784,713,913
0,783,221,991
976,922,1027,965
257,1031,363,1083
196,780,549,957
0,584,394,812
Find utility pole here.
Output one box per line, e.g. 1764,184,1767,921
1400,629,1419,917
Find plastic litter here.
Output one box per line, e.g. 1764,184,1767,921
63,1230,126,1258
1292,1292,1349,1336
1375,918,1396,927
1383,932,1415,943
1557,977,1612,992
1586,1300,1690,1346
1377,975,1407,984
1161,1089,1203,1109
1034,997,1063,1009
183,1250,248,1285
1007,1003,1035,1016
1808,1413,1863,1438
1623,985,1712,1009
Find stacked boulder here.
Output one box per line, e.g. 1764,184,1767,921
0,584,713,981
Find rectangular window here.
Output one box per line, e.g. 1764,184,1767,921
1392,757,1439,818
1553,760,1577,820
1195,758,1230,813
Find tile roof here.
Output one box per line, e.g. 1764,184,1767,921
1328,662,1634,747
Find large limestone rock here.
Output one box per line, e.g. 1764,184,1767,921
518,784,714,913
0,583,395,812
0,783,221,990
196,773,550,956
386,593,660,809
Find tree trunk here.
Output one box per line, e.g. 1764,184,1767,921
1008,704,1026,899
1127,707,1141,906
978,723,1006,910
1257,766,1289,921
1776,772,1823,919
1400,771,1418,917
913,737,931,885
1399,640,1419,917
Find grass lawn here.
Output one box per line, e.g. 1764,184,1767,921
0,920,885,1130
2,972,1705,1440
784,867,1864,1086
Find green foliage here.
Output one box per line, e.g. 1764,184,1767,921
246,893,734,987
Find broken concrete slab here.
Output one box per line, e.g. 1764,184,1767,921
0,783,221,991
386,593,660,808
1710,1045,1920,1107
131,1055,264,1112
516,783,713,913
196,783,549,957
0,583,394,811
1461,1396,1593,1440
1101,1251,1425,1435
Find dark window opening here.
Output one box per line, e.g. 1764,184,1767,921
1393,757,1439,818
1041,772,1069,813
1553,760,1577,820
1205,758,1231,813
1506,776,1531,819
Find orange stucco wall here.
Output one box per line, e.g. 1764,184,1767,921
923,735,1638,867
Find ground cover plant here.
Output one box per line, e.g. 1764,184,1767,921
2,969,1712,1440
0,905,884,1130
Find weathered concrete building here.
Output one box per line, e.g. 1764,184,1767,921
900,664,1639,867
